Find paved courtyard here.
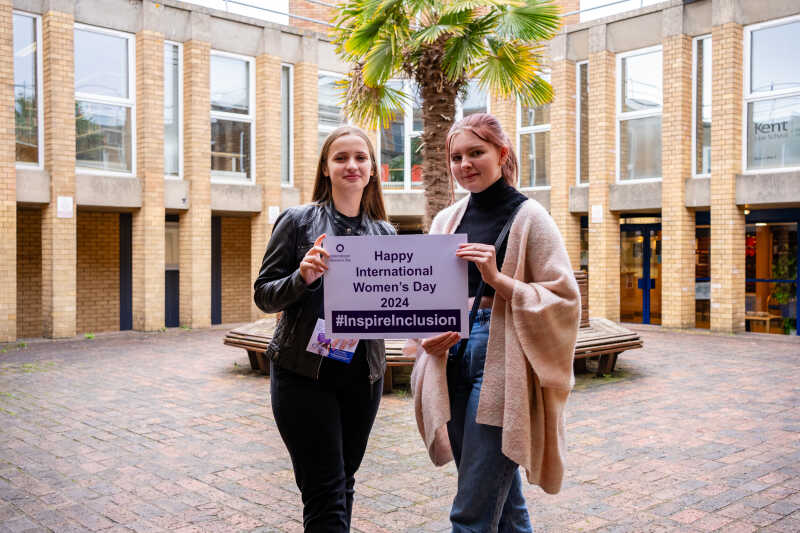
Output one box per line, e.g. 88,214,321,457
0,326,798,532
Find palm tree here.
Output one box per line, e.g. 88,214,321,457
332,0,560,229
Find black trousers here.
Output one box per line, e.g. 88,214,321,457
270,357,382,532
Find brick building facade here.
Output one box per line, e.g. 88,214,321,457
2,0,799,341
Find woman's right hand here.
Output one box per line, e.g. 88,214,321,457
421,331,461,357
299,234,330,286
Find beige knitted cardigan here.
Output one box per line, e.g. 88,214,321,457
407,197,580,495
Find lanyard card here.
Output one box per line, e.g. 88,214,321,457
305,318,358,364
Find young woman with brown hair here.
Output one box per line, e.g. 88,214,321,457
254,125,395,532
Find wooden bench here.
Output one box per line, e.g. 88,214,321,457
226,272,641,386
224,318,413,392
745,312,783,333
572,270,643,376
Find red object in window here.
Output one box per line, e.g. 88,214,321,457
411,165,422,182
745,235,756,257
381,163,389,181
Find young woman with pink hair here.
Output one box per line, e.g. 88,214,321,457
408,113,580,532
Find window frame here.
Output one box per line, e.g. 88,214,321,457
516,72,551,191
692,34,712,178
742,14,800,175
377,79,414,194
317,69,348,145
281,63,294,188
73,23,136,177
164,40,183,180
575,60,588,186
615,44,663,183
13,10,44,170
209,49,256,184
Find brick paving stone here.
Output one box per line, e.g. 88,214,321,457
1,327,799,531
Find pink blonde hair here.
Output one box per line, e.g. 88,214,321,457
445,113,519,202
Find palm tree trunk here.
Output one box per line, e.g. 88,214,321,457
415,53,460,231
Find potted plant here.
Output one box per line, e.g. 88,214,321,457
770,243,798,334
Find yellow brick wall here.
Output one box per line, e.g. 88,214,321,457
294,62,319,203
661,34,696,328
42,9,77,338
710,23,745,333
180,40,212,329
133,30,166,331
16,207,42,338
550,59,581,269
288,0,337,33
220,217,251,324
0,0,16,341
76,212,120,334
587,50,620,321
253,54,284,320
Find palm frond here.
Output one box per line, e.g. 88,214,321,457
442,0,523,16
494,0,561,41
472,38,551,106
440,15,493,80
342,72,410,130
345,16,392,56
362,36,401,86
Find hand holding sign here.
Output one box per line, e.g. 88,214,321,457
421,331,461,357
300,234,330,286
456,243,499,285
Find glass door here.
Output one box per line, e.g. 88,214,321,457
620,223,661,324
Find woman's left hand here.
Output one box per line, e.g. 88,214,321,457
456,243,499,285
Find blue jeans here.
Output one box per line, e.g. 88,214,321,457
446,308,532,533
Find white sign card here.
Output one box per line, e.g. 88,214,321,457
323,234,469,339
57,196,73,219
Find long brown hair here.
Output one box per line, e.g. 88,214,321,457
311,126,388,221
445,113,519,202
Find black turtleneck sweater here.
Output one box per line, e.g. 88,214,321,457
454,177,528,297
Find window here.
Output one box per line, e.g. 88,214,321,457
210,51,255,181
579,0,662,23
518,73,551,188
377,80,489,191
318,72,347,148
14,12,42,166
380,80,407,191
459,79,488,118
164,42,182,178
693,36,711,176
744,16,800,172
617,46,662,181
281,64,293,186
576,61,589,184
74,25,135,174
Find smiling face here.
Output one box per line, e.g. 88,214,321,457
448,129,509,194
323,134,373,201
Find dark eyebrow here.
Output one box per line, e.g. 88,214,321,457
331,151,369,157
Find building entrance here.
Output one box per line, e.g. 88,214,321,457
620,221,661,325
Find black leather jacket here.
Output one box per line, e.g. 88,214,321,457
253,202,396,383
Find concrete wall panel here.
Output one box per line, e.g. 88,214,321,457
76,174,142,209
736,171,800,207
684,0,712,36
164,179,189,210
211,182,263,213
609,181,661,212
210,16,261,56
567,29,588,61
74,0,139,32
685,177,710,208
16,169,50,204
569,185,588,214
607,12,662,53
